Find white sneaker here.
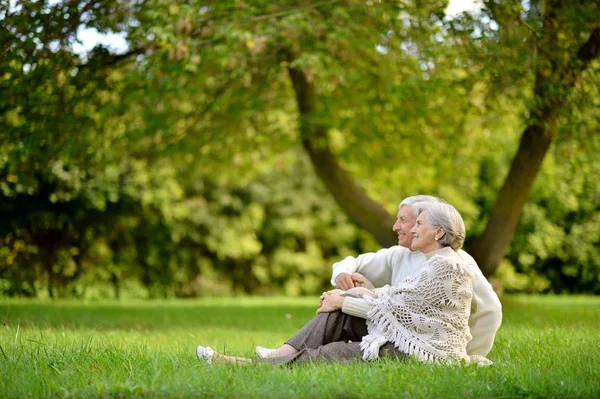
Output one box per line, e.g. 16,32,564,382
256,346,276,359
196,345,215,364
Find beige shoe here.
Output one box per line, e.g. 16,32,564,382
255,346,276,358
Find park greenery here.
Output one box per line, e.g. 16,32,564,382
1,296,599,398
1,0,599,298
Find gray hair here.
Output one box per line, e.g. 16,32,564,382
400,195,443,217
414,202,466,250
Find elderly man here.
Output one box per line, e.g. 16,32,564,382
329,195,502,357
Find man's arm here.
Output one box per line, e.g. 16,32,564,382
458,250,503,357
331,246,403,288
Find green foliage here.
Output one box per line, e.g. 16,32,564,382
1,1,599,296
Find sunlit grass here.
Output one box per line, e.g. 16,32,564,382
1,295,599,398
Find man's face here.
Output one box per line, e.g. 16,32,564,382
392,205,417,248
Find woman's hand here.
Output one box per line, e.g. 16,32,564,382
317,289,345,314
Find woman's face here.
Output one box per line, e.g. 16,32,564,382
410,211,443,253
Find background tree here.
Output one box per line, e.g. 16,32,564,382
1,0,598,297
469,0,600,274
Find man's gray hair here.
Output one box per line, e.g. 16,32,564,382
415,202,466,251
400,195,442,217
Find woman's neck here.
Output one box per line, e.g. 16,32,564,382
419,241,444,255
423,246,454,259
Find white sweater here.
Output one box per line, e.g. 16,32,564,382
331,245,502,357
361,247,478,364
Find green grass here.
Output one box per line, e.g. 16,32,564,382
0,295,599,398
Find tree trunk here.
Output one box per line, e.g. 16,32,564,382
287,66,397,247
111,272,121,300
470,123,554,275
45,256,55,299
471,24,600,276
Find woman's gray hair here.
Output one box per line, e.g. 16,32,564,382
400,195,443,217
414,202,466,251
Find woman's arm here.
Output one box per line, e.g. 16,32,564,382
340,286,386,319
316,287,377,318
344,287,377,298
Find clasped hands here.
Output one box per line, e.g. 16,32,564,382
316,289,345,314
316,273,376,314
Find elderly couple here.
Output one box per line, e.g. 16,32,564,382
196,195,502,366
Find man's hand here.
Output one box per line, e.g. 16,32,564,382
317,289,344,314
335,273,355,290
334,273,374,290
352,273,374,289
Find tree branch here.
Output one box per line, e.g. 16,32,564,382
576,26,600,63
79,47,147,71
287,64,397,247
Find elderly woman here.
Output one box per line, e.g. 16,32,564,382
196,202,489,366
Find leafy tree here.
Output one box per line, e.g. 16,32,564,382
469,1,600,274
1,0,599,297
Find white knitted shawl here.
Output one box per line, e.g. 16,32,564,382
360,249,488,365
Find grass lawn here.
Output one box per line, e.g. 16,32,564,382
0,295,599,398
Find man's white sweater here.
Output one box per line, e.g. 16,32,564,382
331,246,502,357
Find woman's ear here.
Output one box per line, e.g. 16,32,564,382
436,227,445,241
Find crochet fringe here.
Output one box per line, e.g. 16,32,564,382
359,252,478,365
361,306,444,363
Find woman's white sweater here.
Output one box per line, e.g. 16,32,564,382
359,247,489,365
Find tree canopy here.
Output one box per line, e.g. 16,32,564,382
1,0,599,298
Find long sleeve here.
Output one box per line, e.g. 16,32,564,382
330,246,406,288
341,297,374,319
458,250,503,356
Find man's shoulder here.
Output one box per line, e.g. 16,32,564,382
369,246,426,267
457,249,491,279
385,245,416,260
457,249,477,265
372,245,407,256
387,245,408,253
